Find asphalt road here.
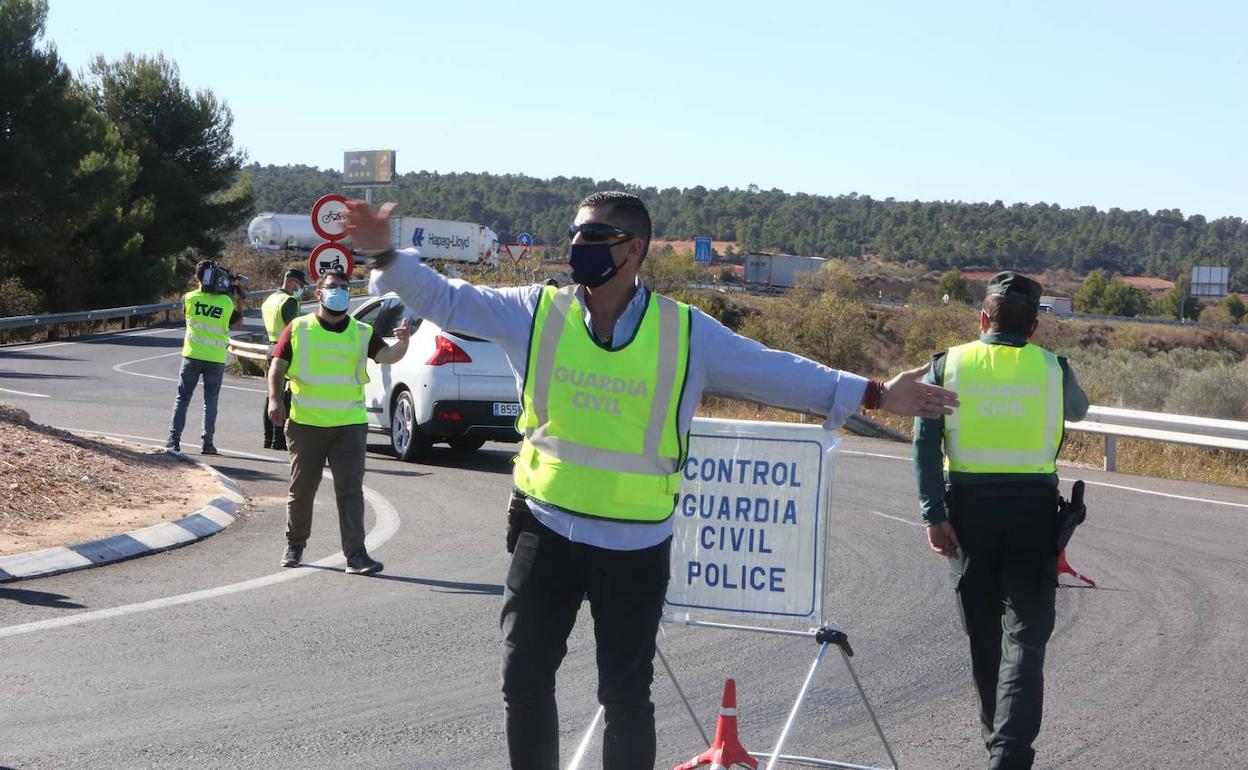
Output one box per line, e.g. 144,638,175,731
2,311,1247,769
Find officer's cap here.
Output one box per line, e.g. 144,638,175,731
985,271,1042,306
284,268,309,284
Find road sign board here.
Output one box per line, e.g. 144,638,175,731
310,194,349,241
501,243,529,264
342,150,396,187
516,232,534,247
694,236,713,263
666,418,836,622
308,242,355,280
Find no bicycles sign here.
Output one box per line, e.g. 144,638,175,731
310,194,349,241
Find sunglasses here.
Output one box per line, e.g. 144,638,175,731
567,222,634,244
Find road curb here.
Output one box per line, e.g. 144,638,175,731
0,454,244,584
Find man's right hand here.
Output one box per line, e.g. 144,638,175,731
268,398,286,428
343,200,398,252
926,521,961,558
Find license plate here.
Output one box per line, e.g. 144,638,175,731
493,402,521,417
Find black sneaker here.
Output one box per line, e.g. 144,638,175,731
201,443,219,455
279,544,304,568
165,438,181,452
271,440,287,451
345,553,383,575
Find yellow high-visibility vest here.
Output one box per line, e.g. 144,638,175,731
943,340,1064,474
261,291,296,344
514,285,691,522
287,314,372,427
182,289,234,364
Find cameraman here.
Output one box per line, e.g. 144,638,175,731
165,260,244,455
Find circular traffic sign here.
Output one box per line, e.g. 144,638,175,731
308,241,355,281
310,193,349,241
516,232,534,247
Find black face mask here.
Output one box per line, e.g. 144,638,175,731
568,242,621,288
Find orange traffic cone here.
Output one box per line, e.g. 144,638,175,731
1058,550,1096,587
673,678,758,770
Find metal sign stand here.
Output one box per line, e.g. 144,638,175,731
566,423,899,770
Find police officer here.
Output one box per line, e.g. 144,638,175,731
166,260,244,454
266,268,410,574
346,192,958,770
913,272,1089,770
260,268,309,450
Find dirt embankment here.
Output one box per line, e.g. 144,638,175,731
0,404,223,557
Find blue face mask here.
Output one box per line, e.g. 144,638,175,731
320,286,350,313
568,243,621,288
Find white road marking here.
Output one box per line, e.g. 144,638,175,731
841,449,1248,510
0,439,400,640
0,386,49,398
869,510,923,527
112,351,266,393
8,326,181,352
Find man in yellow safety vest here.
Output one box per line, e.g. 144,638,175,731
266,268,410,575
165,260,244,454
913,271,1089,770
260,268,308,450
345,191,960,770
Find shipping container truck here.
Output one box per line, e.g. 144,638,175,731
743,253,828,288
248,213,499,266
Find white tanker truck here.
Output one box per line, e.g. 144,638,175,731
247,212,499,266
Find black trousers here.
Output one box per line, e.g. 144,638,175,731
948,483,1059,770
500,508,671,770
262,359,291,447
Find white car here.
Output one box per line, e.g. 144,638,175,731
353,293,522,461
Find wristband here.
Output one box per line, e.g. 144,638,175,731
862,379,886,410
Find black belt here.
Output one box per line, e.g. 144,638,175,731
948,481,1056,501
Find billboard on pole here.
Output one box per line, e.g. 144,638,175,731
343,150,396,187
1191,265,1229,297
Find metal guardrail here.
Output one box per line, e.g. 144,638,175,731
1066,405,1248,471
0,280,369,336
846,406,1248,473
228,334,271,362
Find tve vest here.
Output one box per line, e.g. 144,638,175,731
182,289,234,363
943,340,1064,474
261,291,296,344
514,285,691,522
287,314,372,428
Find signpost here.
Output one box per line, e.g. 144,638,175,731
310,194,349,241
1192,265,1230,297
308,242,354,281
694,235,714,264
343,149,396,204
668,420,831,620
516,232,534,248
501,243,529,264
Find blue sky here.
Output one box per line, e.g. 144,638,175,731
46,0,1247,219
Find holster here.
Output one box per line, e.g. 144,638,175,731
505,491,528,554
1055,480,1087,552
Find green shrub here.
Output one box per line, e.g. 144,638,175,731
1163,363,1248,420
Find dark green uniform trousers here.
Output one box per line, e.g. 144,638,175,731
948,482,1059,770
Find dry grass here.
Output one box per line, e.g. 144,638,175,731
0,404,212,544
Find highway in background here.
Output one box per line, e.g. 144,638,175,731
1,311,1247,769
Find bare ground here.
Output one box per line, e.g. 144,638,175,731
0,403,225,557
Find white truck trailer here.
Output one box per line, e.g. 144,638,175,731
248,213,499,266
744,253,828,288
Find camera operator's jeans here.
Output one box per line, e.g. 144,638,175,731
168,356,225,445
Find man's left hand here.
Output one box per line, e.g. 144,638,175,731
880,363,959,418
392,317,411,344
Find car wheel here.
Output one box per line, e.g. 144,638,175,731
448,437,486,452
390,390,429,462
